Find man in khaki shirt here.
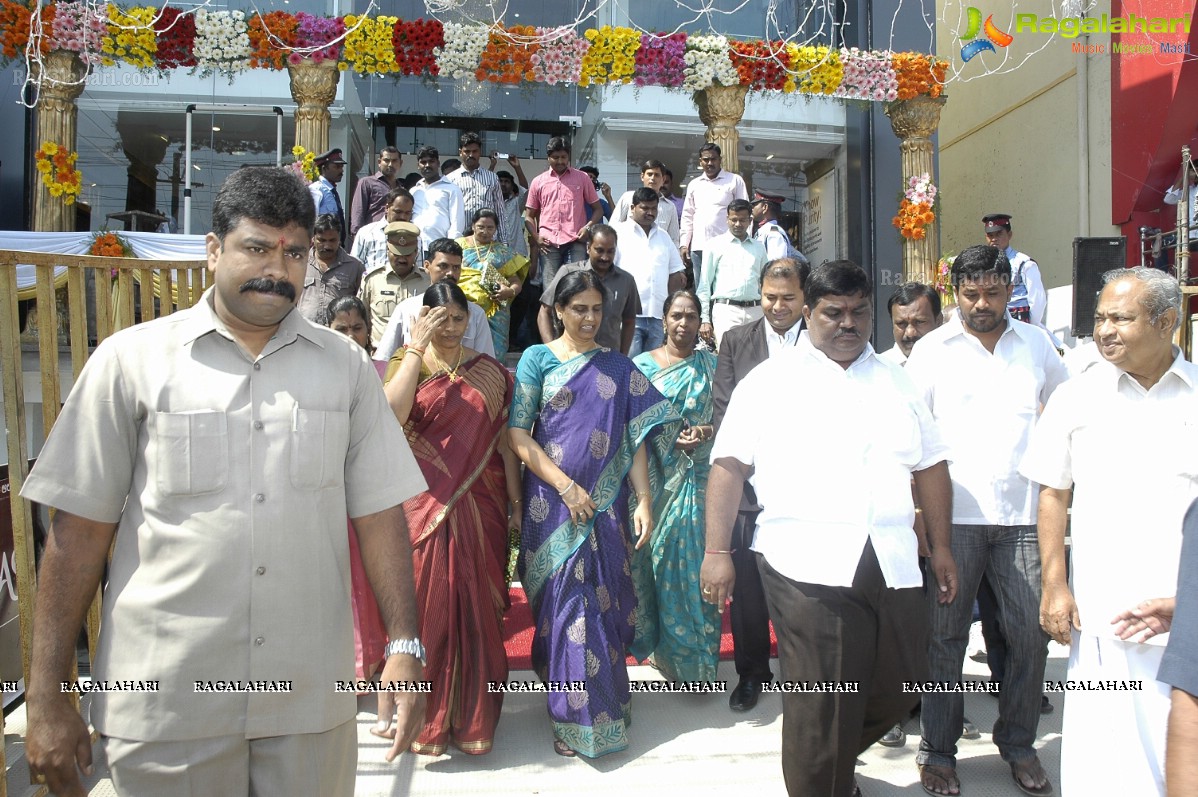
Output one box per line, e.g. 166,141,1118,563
22,168,428,797
358,220,431,347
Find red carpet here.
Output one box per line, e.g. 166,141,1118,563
503,586,777,671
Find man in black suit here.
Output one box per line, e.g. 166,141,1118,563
711,257,809,711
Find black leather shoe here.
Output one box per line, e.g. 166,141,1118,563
878,723,906,747
1040,695,1054,714
729,677,762,711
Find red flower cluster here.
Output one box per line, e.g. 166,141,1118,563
729,39,789,91
154,7,197,69
476,23,539,84
392,18,443,76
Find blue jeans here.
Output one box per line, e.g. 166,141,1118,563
539,240,587,290
628,317,664,359
688,249,703,291
917,524,1050,768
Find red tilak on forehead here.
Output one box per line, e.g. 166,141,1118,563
278,237,287,248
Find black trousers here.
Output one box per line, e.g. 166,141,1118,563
759,544,927,797
730,510,773,682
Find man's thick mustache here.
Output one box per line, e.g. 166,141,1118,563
239,278,296,300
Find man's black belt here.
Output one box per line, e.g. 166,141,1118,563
713,298,761,307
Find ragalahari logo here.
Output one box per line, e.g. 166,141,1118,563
959,7,1013,61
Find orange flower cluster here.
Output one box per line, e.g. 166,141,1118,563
89,232,130,257
0,1,51,60
893,198,935,240
729,40,789,91
475,23,539,83
893,52,947,100
248,11,299,70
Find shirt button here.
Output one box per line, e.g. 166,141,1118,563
253,363,261,371
255,636,265,646
253,420,264,430
256,566,266,575
255,493,265,503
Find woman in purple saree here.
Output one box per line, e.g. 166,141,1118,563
509,270,680,758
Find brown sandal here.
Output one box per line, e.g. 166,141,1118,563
553,739,576,757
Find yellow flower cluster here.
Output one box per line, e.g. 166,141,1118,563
102,5,158,69
291,145,318,182
36,140,82,205
340,14,398,74
785,45,842,95
579,25,639,86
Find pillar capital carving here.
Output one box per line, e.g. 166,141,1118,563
885,95,948,284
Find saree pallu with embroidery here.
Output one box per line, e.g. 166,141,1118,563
511,347,680,757
458,238,529,361
633,350,721,682
402,354,514,755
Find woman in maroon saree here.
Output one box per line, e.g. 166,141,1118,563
381,282,522,755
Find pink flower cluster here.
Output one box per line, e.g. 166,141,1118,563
291,11,345,64
50,1,106,65
834,47,898,102
635,32,686,87
529,26,588,85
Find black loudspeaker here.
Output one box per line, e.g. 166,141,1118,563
1072,237,1126,337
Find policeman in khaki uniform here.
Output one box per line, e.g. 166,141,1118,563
358,220,431,347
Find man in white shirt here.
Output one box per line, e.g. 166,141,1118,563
679,143,749,288
614,187,686,357
697,199,767,349
751,191,807,264
906,245,1066,797
374,238,495,363
702,260,958,797
880,282,942,366
351,187,415,276
1021,267,1197,797
410,146,466,257
611,159,680,244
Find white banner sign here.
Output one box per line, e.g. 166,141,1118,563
802,170,838,266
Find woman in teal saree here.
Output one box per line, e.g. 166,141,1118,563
632,290,721,682
509,270,680,758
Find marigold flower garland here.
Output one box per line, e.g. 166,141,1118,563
892,172,937,240
579,25,639,86
892,52,947,100
36,140,82,205
89,230,133,257
476,23,538,84
247,10,298,70
0,0,43,61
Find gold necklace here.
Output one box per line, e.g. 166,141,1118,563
431,345,464,382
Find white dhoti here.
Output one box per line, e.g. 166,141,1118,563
1061,630,1170,796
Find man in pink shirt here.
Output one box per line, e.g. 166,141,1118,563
524,136,603,290
679,142,749,289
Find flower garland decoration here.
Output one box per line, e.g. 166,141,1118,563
682,34,739,91
892,52,947,100
0,0,47,61
102,5,157,69
294,12,344,64
247,11,298,70
634,32,685,88
89,230,134,257
892,172,937,240
834,47,898,102
579,25,640,86
435,21,488,80
193,9,251,75
153,6,196,69
934,254,956,305
729,39,789,91
785,44,842,95
340,14,397,74
288,145,318,182
529,26,587,86
35,141,82,205
392,17,443,76
476,23,539,84
50,1,107,66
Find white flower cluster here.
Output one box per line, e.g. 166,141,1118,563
435,22,489,79
682,34,738,91
194,9,252,75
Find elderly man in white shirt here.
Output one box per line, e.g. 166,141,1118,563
410,145,466,256
906,245,1066,797
614,187,687,357
1020,267,1198,797
374,238,495,363
880,282,943,366
701,260,959,797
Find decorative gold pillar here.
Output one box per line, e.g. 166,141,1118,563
288,58,339,155
695,85,749,173
885,95,947,284
33,50,87,232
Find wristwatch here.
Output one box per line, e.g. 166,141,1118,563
384,637,426,665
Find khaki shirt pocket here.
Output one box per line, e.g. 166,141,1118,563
289,408,350,490
155,411,229,496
